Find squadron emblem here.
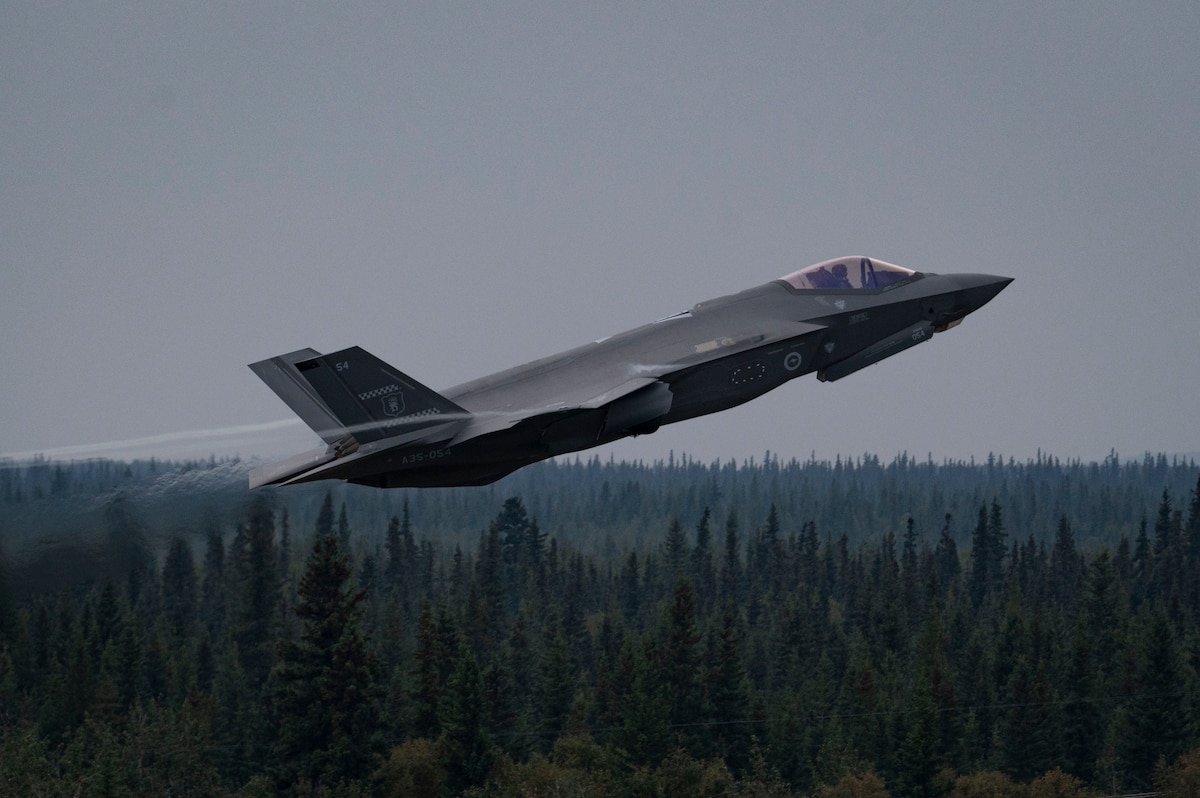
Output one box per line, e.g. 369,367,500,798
382,392,405,418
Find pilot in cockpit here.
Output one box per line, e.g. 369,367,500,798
830,262,852,289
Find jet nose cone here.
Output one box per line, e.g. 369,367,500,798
952,273,1014,312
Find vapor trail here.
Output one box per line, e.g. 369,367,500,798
0,418,306,463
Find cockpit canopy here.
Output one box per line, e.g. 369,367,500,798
779,257,918,291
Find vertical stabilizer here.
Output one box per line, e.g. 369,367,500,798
294,347,467,442
248,349,347,444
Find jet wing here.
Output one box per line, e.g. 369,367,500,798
447,318,825,446
448,377,660,445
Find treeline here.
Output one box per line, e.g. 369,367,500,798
4,449,1198,571
0,459,1199,795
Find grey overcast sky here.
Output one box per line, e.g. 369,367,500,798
3,2,1199,468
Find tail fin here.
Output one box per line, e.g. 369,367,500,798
249,347,467,445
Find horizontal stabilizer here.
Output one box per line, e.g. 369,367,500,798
248,446,336,489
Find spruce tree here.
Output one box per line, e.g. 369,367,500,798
660,578,703,754
160,538,196,642
663,517,689,579
1121,607,1191,788
230,495,279,687
706,604,751,773
273,533,381,791
410,600,443,739
439,642,492,795
1060,625,1100,782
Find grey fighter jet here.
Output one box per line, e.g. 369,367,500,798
249,257,1010,488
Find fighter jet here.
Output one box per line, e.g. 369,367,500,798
249,257,1010,488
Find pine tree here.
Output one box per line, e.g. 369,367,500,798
536,611,575,746
970,502,1006,606
410,600,443,739
273,533,381,791
691,508,715,609
619,551,640,623
1060,625,1100,782
660,578,703,754
315,491,334,539
663,517,689,579
721,509,742,606
1082,549,1126,683
384,513,403,594
335,501,351,551
1121,607,1191,788
615,637,670,767
1050,515,1082,611
1000,654,1057,781
200,525,226,638
229,495,279,687
160,538,196,641
439,642,492,795
705,604,751,773
901,516,922,627
1187,473,1200,615
934,513,960,592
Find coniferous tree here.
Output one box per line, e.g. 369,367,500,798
615,636,670,766
663,517,689,580
439,642,492,795
315,491,334,540
1060,625,1101,782
536,610,575,746
706,603,751,773
230,496,279,688
660,578,703,754
970,502,1006,606
273,532,380,791
200,525,226,638
894,675,940,797
934,513,960,592
278,507,291,583
1050,515,1082,611
901,516,922,627
1000,654,1058,781
160,538,197,641
1133,517,1152,607
721,510,742,606
691,508,715,610
914,608,961,769
384,513,402,594
619,550,640,623
410,599,443,739
336,501,352,551
1082,549,1126,684
1187,474,1200,614
1122,607,1191,788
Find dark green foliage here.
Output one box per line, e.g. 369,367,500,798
1122,607,1192,787
273,532,380,791
440,642,492,794
161,536,197,641
409,599,443,739
3,454,1200,795
660,578,704,753
229,495,279,687
1061,626,1100,781
705,604,751,772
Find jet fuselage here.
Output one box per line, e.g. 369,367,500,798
249,260,1011,488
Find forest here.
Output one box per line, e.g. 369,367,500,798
2,450,1200,797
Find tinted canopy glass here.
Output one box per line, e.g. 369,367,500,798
779,257,917,290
